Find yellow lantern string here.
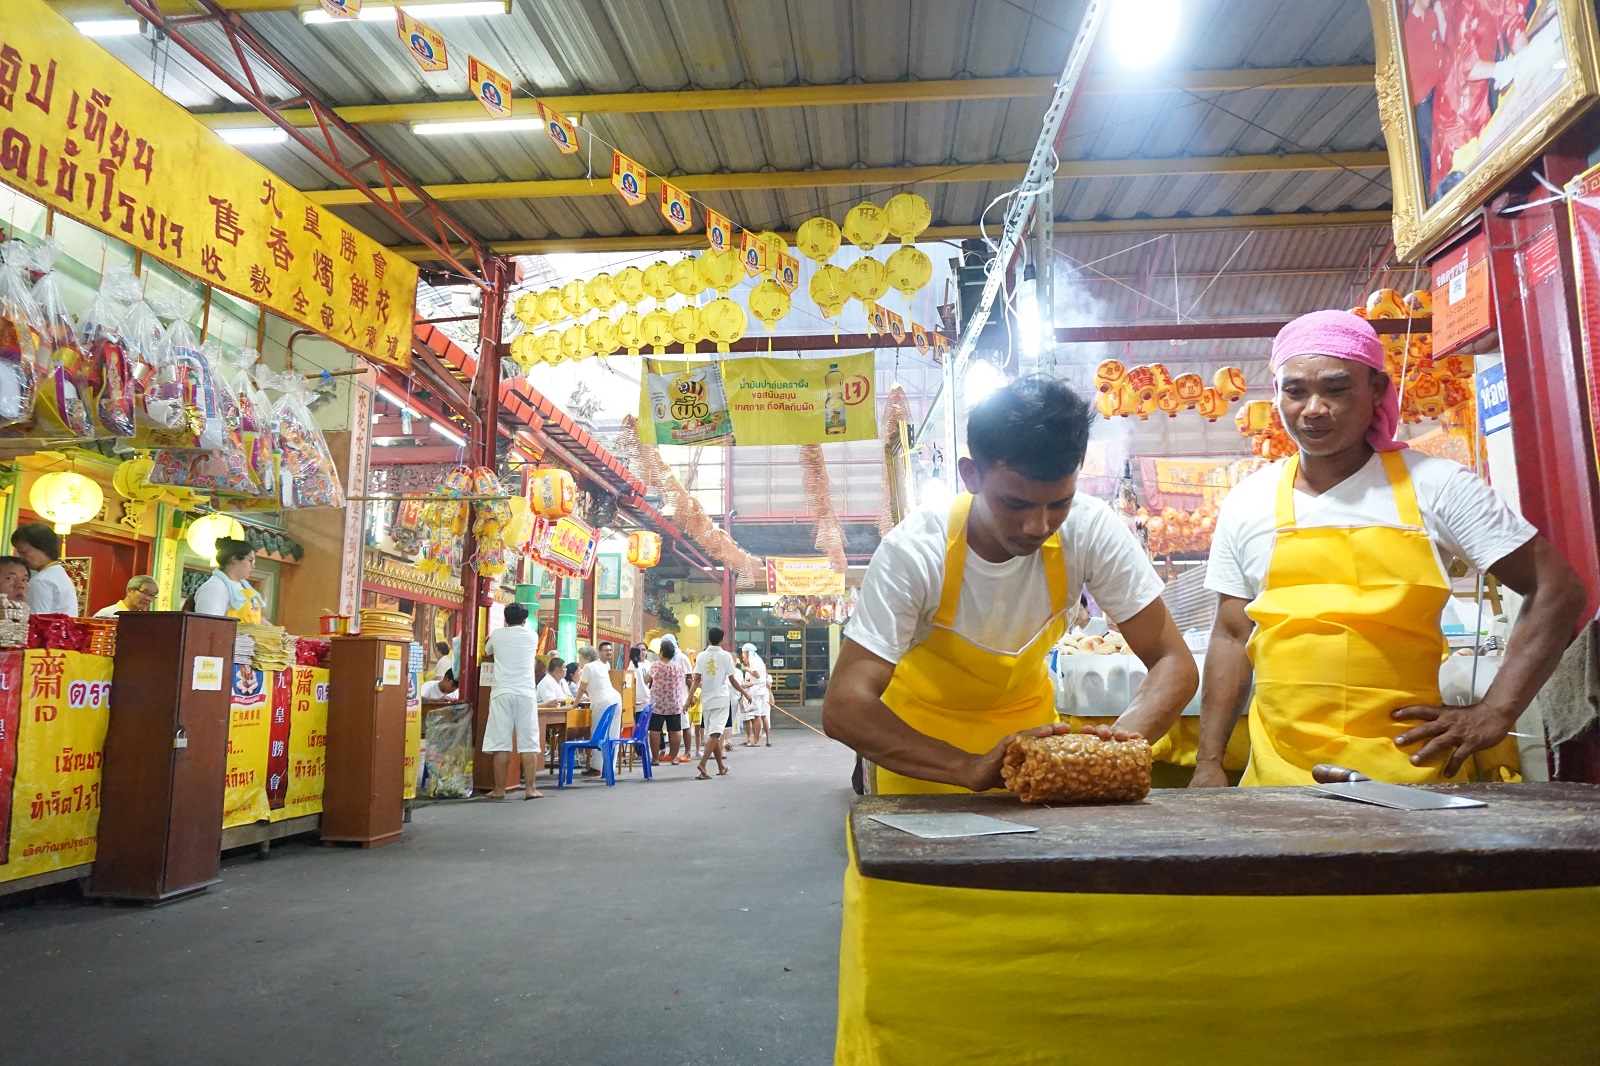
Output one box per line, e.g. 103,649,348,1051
797,217,842,264
614,266,646,307
670,305,704,355
843,201,888,251
615,310,645,356
560,323,589,362
585,317,620,359
702,297,748,353
641,308,675,354
643,260,676,304
536,287,566,324
671,256,707,299
696,249,742,295
584,273,619,313
513,291,542,326
883,192,932,244
534,331,564,366
558,279,590,318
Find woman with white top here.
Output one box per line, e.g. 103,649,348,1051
189,537,264,623
572,644,622,777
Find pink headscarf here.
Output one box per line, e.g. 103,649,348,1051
1269,309,1405,452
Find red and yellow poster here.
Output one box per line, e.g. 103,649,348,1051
265,667,291,812
0,0,418,368
912,321,931,356
223,665,271,829
706,207,731,255
396,10,448,73
611,150,646,207
537,100,580,155
468,55,512,119
278,666,329,822
660,180,692,233
0,652,22,865
0,651,112,884
885,309,905,344
404,668,421,801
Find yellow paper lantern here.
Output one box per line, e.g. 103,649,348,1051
31,471,103,536
884,245,933,302
702,297,748,353
585,316,620,357
682,612,700,630
529,468,576,518
585,273,620,313
1094,390,1117,418
614,266,646,307
696,249,742,295
509,333,538,371
535,331,565,366
561,323,590,363
670,305,705,355
1196,386,1227,422
558,279,590,319
758,231,787,274
1172,372,1205,408
1366,288,1407,321
846,256,890,319
112,457,162,502
184,511,245,561
643,261,676,303
883,192,931,244
671,256,708,299
809,264,849,317
507,495,534,551
615,310,646,356
513,292,542,326
843,201,888,250
641,308,675,354
796,217,842,263
748,280,791,331
536,287,566,324
1094,360,1126,394
627,530,662,568
1213,366,1247,403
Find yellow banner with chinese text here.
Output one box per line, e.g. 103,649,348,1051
0,0,418,368
0,650,112,884
766,557,846,596
278,665,328,821
404,666,421,801
224,664,271,829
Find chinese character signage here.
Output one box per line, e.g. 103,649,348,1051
537,100,579,155
641,353,877,446
468,55,511,119
529,514,598,579
660,180,692,233
705,207,731,255
0,0,418,369
766,557,846,596
396,10,448,73
611,150,646,207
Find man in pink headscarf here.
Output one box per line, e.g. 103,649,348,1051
1189,309,1584,787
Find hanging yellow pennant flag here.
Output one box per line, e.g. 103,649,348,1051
885,309,906,343
868,306,888,336
396,10,448,72
911,321,931,356
661,181,693,233
775,252,800,293
537,100,580,154
706,208,732,255
468,56,512,119
932,331,949,365
612,151,648,206
318,0,360,18
739,230,767,278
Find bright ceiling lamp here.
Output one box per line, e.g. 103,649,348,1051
413,118,544,137
303,1,509,25
431,420,467,446
218,127,289,146
1107,0,1180,68
75,19,142,37
1015,264,1042,359
963,358,1007,406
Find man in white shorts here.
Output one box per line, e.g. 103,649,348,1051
690,626,748,779
481,603,543,800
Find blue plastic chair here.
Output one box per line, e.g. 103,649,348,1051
559,703,618,788
603,703,654,785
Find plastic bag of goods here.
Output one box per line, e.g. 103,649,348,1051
222,347,280,497
0,241,42,428
146,342,264,498
140,291,226,452
272,375,345,508
73,263,141,438
28,237,98,438
120,294,185,432
421,701,473,798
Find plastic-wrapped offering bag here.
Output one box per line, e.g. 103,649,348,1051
75,263,140,438
29,238,97,438
120,295,184,431
0,241,42,428
144,292,225,452
272,375,344,508
146,341,262,497
221,348,279,496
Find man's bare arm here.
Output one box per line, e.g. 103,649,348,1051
1190,594,1254,788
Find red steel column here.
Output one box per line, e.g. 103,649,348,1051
460,256,511,709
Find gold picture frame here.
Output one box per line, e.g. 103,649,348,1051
1370,0,1600,261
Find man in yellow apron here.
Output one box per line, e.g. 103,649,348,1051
1192,310,1586,786
822,375,1198,794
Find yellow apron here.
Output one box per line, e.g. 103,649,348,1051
877,493,1067,794
228,583,265,625
1242,450,1461,785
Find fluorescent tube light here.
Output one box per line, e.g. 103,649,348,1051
431,420,467,446
218,127,289,146
412,118,543,137
303,2,508,25
75,19,142,37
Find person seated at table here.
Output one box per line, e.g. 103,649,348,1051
432,640,453,680
11,523,79,617
94,575,159,617
420,670,459,702
572,644,623,777
536,655,570,706
563,660,580,697
0,555,30,610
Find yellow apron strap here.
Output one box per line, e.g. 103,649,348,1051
1380,450,1423,526
931,494,974,629
1274,453,1301,529
1041,529,1066,616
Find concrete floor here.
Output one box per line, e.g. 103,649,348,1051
0,717,855,1065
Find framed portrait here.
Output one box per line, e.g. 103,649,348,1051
596,554,622,599
1370,0,1600,260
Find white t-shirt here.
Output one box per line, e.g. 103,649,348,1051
694,646,740,708
93,601,128,618
847,494,1165,665
27,563,79,616
419,678,457,701
484,625,540,695
535,673,568,705
1205,450,1537,602
580,660,621,712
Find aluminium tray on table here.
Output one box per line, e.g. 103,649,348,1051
850,783,1600,896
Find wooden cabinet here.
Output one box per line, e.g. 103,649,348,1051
89,612,237,904
322,637,407,847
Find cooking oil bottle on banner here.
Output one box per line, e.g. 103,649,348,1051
824,362,846,436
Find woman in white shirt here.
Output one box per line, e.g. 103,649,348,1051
11,523,79,616
190,537,264,623
572,644,622,777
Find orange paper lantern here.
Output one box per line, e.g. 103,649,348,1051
1213,366,1247,402
1236,400,1275,436
1125,365,1158,403
1172,373,1205,408
1366,288,1407,321
1196,386,1226,422
1094,390,1117,418
627,530,662,568
529,468,576,518
1094,359,1126,394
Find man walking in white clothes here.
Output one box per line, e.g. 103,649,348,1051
480,603,543,800
690,626,748,780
